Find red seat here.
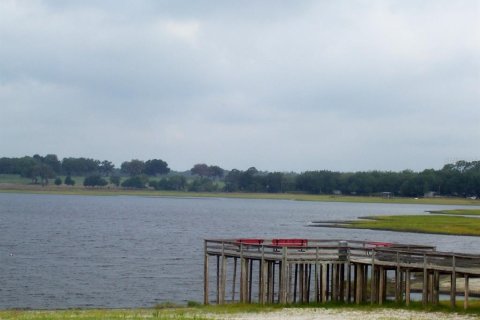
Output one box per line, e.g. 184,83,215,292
236,239,264,245
272,239,308,247
367,241,393,247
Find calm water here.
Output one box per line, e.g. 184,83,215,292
0,193,479,309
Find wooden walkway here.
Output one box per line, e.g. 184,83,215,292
204,239,480,310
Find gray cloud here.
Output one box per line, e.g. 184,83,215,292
0,0,478,171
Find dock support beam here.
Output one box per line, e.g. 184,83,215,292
451,255,456,310
204,241,209,305
464,274,469,310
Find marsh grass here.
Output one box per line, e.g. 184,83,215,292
428,209,480,216
346,214,480,236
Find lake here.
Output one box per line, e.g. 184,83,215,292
0,192,479,309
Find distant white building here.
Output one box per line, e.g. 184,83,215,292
424,191,438,198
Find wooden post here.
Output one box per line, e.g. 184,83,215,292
378,266,384,305
353,263,357,303
216,255,220,303
204,241,209,305
395,252,401,304
326,264,330,301
288,262,293,303
258,259,262,303
321,264,327,302
315,263,319,302
451,255,456,310
464,274,469,310
355,264,363,304
370,251,376,304
280,247,288,304
248,259,253,303
422,254,428,306
262,258,268,304
299,264,305,303
268,261,274,303
260,247,266,304
346,262,352,303
272,262,276,303
232,257,237,302
293,264,298,303
362,265,368,303
332,263,337,302
405,269,410,306
306,264,311,303
219,251,227,304
432,271,439,305
339,263,345,302
240,244,246,303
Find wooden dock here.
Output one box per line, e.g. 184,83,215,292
204,239,480,310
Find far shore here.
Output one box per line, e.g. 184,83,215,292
1,183,479,206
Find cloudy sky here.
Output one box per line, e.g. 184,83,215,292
1,1,479,172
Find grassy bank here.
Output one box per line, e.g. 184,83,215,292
335,212,480,236
428,209,480,216
0,301,479,319
1,184,479,206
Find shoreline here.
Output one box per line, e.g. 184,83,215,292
1,184,479,206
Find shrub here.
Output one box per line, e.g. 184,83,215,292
64,176,75,186
83,175,108,187
109,175,121,186
121,176,147,188
188,178,217,192
152,176,187,191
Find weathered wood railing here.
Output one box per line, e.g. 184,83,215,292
204,239,480,310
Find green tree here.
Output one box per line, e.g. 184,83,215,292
191,163,210,177
121,159,145,176
62,157,100,176
43,154,62,174
144,159,170,176
208,165,224,180
54,177,62,186
30,164,56,186
99,160,115,176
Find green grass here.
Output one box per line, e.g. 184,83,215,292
0,174,31,184
428,209,480,216
345,214,480,236
0,301,479,319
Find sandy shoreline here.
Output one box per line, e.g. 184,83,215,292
213,308,479,320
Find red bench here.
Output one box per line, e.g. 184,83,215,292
236,239,264,245
367,241,393,247
272,239,308,247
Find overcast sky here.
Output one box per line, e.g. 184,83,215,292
0,1,479,172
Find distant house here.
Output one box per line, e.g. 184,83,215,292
381,192,393,199
424,191,438,198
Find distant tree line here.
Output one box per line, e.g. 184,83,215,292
0,155,479,197
222,161,480,197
